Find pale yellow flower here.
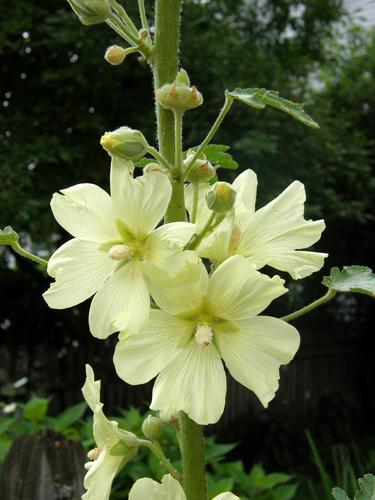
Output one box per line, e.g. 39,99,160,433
114,256,300,425
186,169,327,279
43,158,196,337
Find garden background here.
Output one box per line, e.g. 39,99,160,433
0,0,374,497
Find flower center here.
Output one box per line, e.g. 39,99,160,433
108,243,133,261
87,447,101,461
195,323,213,346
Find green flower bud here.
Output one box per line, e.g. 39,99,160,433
184,151,215,182
206,182,237,213
66,0,111,25
142,415,163,441
104,45,127,65
155,68,203,113
100,126,148,161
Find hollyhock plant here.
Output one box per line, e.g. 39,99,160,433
186,169,327,279
114,255,300,425
43,159,196,337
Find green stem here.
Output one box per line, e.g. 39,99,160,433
174,111,183,175
153,0,182,163
191,181,199,223
186,212,216,250
182,92,233,181
178,412,207,500
139,439,182,482
281,289,337,323
138,0,149,33
106,18,139,47
146,146,174,170
11,242,48,267
110,0,139,38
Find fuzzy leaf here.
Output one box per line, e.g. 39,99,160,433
0,226,19,246
229,88,319,128
323,266,375,296
203,144,239,170
355,474,375,500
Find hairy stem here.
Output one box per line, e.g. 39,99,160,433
139,439,182,482
183,92,233,181
11,243,48,267
174,111,183,175
281,289,337,322
178,412,207,500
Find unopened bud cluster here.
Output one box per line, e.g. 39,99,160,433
100,126,148,161
156,68,203,113
66,0,111,25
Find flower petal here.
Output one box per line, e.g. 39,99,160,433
232,169,257,215
197,214,234,263
207,256,287,321
120,172,172,238
110,156,135,220
144,259,208,316
89,261,149,338
265,250,327,280
129,475,186,500
83,450,123,500
82,364,101,412
114,311,193,385
234,181,326,277
51,183,119,242
151,340,226,425
144,222,196,268
43,239,116,309
217,316,300,407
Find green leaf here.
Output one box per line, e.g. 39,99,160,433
228,88,319,128
323,266,375,296
332,487,351,500
23,398,49,422
0,418,15,435
272,483,299,500
355,474,375,500
0,226,19,246
257,472,294,490
203,144,238,170
53,402,87,431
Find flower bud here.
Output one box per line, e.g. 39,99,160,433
142,415,163,441
138,28,149,41
66,0,111,25
206,182,236,213
155,68,203,113
104,45,127,65
184,151,215,182
100,126,148,161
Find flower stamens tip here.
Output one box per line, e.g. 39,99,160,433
195,323,213,346
87,447,101,461
108,244,132,261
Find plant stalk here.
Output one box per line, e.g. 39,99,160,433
178,411,208,500
153,3,207,498
281,288,337,322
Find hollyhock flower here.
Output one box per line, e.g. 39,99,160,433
43,159,196,337
82,365,138,500
128,474,239,500
114,256,300,425
185,169,327,279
